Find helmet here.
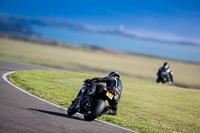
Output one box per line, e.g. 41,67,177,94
108,72,120,78
163,62,169,69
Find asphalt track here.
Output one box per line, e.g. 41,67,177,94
0,60,137,133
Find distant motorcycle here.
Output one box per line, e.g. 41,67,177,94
67,80,114,121
157,72,172,85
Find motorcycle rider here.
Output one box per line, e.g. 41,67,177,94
156,62,173,85
84,71,123,115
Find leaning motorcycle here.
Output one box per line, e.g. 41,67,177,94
67,80,114,121
158,72,172,85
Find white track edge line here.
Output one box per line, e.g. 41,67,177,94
2,71,138,133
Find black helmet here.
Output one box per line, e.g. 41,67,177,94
108,71,120,78
163,62,169,69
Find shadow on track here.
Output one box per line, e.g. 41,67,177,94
29,108,85,121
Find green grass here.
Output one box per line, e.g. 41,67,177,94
1,37,200,89
9,70,200,133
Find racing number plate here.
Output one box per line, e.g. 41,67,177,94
106,91,113,100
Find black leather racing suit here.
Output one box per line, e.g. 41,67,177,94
88,76,123,115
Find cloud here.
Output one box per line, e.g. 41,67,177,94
125,28,200,45
83,24,200,46
1,13,200,46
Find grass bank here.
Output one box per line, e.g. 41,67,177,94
0,37,200,89
9,70,200,133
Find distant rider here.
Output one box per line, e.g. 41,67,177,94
85,72,123,115
156,62,173,85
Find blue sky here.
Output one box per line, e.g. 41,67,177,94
0,0,200,40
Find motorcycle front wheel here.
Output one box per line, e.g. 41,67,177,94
67,102,78,116
84,99,105,121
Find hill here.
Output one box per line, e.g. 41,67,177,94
0,34,200,89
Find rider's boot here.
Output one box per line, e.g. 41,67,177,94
101,106,117,115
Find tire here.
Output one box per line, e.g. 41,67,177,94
84,99,105,121
67,102,78,116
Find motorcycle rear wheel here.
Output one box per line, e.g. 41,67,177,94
84,99,105,121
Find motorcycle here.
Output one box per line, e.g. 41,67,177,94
67,80,114,121
157,72,172,85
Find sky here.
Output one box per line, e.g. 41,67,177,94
0,0,200,41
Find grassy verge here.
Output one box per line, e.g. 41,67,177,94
1,37,200,89
9,70,200,133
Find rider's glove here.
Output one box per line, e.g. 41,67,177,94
94,77,101,82
90,77,101,83
85,79,91,84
